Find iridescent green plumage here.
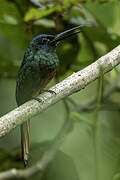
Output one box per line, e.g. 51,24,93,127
16,35,59,167
16,36,59,106
16,26,83,167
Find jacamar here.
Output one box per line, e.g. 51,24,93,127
16,25,83,167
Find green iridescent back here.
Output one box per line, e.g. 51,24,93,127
16,37,59,106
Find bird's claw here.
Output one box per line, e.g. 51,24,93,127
32,89,56,103
41,89,56,95
33,97,42,103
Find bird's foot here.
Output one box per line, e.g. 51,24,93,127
33,97,42,103
32,89,56,103
41,89,56,95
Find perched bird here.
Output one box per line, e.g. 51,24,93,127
16,25,83,167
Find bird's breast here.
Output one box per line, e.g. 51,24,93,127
16,51,59,105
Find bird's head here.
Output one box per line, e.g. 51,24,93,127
30,24,90,51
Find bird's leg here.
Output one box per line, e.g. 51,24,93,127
32,89,42,103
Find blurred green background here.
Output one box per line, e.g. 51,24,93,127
0,0,120,180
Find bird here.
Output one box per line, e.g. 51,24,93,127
16,25,84,167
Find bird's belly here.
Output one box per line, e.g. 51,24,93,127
16,63,57,105
32,68,57,97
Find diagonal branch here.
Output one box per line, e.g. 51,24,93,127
0,45,120,138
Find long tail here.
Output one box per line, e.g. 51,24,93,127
21,120,30,167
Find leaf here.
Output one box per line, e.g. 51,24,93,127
24,0,80,22
0,34,23,77
0,0,30,49
34,19,55,28
24,6,62,22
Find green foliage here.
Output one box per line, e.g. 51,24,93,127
0,149,23,170
0,0,120,180
24,6,62,22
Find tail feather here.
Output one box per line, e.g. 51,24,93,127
21,120,30,167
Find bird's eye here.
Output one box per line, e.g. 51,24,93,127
41,39,44,44
41,38,47,44
41,38,50,44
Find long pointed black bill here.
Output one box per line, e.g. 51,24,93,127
51,24,90,43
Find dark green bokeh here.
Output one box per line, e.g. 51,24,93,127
0,1,120,180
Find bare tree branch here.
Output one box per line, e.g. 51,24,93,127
0,45,120,138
